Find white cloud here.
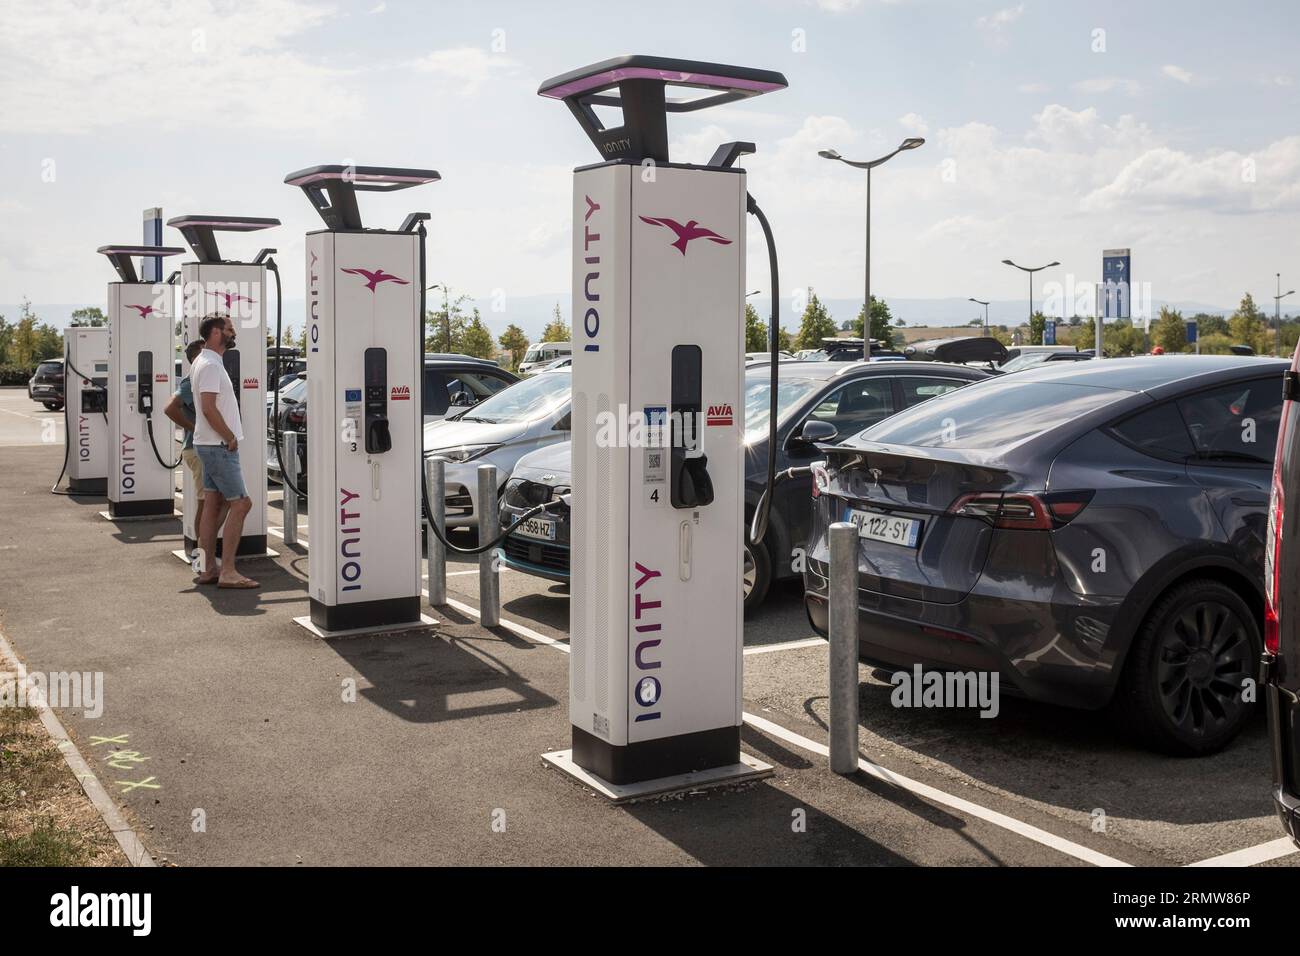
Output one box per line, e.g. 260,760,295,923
1017,82,1049,94
899,112,929,136
1073,76,1142,96
977,4,1025,31
1161,64,1194,84
368,2,386,12
0,0,360,134
409,47,519,95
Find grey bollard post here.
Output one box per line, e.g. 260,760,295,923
477,463,500,627
282,432,299,547
829,521,860,775
425,456,447,607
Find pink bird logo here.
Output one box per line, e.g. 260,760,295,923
341,267,410,292
126,305,155,318
638,216,732,256
207,290,256,310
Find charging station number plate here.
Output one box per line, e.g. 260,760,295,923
516,517,556,542
846,508,923,548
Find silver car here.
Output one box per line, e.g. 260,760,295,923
423,369,571,528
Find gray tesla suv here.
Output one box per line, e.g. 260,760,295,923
804,355,1288,755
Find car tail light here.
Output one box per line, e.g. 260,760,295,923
1266,473,1283,655
810,461,830,499
949,490,1093,530
287,406,306,425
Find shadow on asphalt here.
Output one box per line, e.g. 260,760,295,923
832,673,1275,828
325,630,557,724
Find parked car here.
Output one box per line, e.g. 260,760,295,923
804,355,1287,754
1265,342,1300,845
996,349,1093,374
424,368,571,529
746,351,797,363
498,361,988,609
518,341,572,375
267,357,517,490
28,359,64,409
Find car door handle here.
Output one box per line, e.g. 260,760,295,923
1230,495,1268,506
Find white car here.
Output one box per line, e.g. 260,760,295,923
423,369,572,528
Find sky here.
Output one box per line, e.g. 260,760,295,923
1,0,1297,333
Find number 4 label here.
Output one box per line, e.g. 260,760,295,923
645,485,663,508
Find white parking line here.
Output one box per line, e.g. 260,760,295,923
742,711,1132,867
744,637,825,656
1187,837,1298,867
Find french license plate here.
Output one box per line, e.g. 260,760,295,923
516,516,556,542
847,508,922,548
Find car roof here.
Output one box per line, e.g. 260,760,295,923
1007,354,1288,395
746,360,986,381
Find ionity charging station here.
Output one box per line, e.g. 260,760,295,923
62,326,110,494
537,56,788,796
98,244,185,519
284,165,440,637
170,215,280,560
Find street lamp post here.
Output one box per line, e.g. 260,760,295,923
1276,273,1295,358
819,138,924,340
969,297,990,337
1001,259,1060,344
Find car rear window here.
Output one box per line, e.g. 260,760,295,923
859,380,1122,450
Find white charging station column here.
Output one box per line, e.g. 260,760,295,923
170,216,280,557
540,56,787,787
65,326,110,494
99,245,184,519
285,165,439,634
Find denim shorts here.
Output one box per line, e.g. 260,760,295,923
195,444,248,499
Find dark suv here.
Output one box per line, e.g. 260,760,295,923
805,356,1287,755
267,355,517,490
1265,343,1300,844
28,360,64,409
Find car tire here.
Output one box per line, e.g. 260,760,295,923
1113,578,1260,756
44,402,62,411
743,538,772,615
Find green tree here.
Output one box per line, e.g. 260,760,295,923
1151,307,1188,353
0,315,11,364
426,289,473,353
744,303,769,353
1197,332,1235,355
777,327,794,353
794,289,837,351
541,304,570,343
1229,293,1271,354
499,324,530,370
459,310,496,360
850,297,895,349
69,306,106,327
1190,313,1229,337
1028,311,1047,346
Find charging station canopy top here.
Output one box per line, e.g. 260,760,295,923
97,244,185,283
284,165,440,231
167,215,280,264
538,54,787,164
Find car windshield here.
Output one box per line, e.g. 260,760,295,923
450,370,569,424
743,374,825,443
859,378,1124,450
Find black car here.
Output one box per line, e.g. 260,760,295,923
498,360,989,610
804,355,1287,755
267,356,517,490
1265,343,1300,844
28,359,64,409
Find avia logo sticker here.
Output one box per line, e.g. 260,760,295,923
638,216,732,256
242,378,259,390
390,384,411,401
207,291,256,310
125,305,155,318
706,404,733,426
154,373,168,383
341,267,409,292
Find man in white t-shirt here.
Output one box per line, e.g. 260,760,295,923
191,315,258,589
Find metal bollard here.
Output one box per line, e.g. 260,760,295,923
477,463,500,627
282,432,299,547
425,456,447,607
829,521,860,775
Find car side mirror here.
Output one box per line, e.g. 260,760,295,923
449,392,474,407
797,420,838,445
